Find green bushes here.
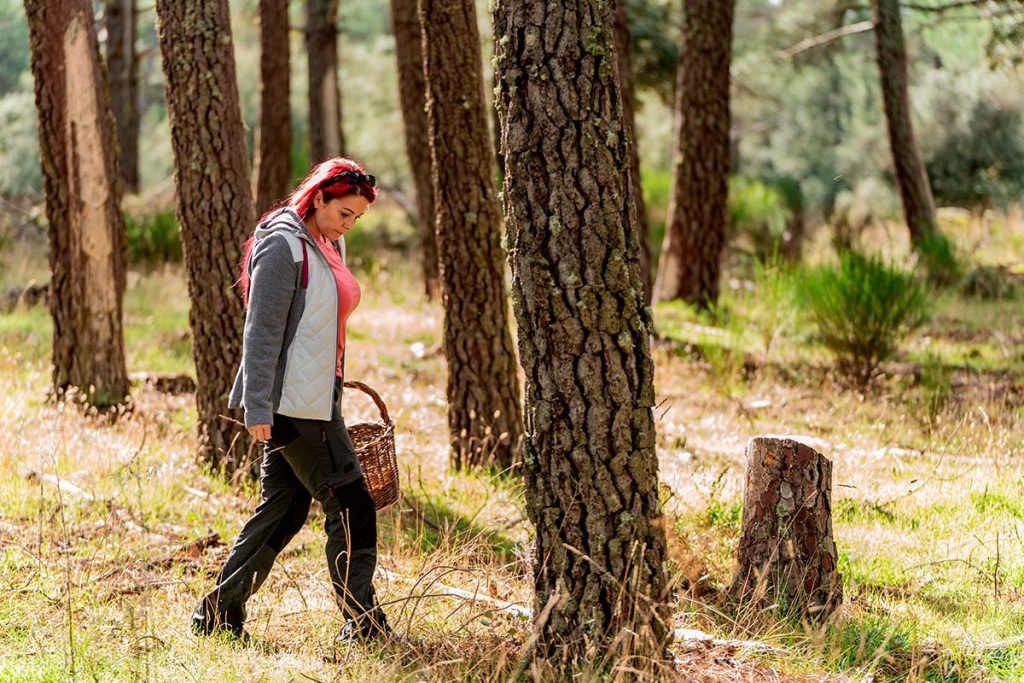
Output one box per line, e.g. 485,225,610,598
124,210,182,265
728,176,791,263
797,251,932,388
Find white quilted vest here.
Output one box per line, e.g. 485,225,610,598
275,231,345,421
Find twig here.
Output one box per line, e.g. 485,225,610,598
776,20,876,59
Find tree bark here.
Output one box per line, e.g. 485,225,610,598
389,0,440,301
254,0,293,216
25,0,130,408
306,0,344,163
155,0,254,472
493,0,671,666
653,0,735,309
871,0,938,248
419,0,524,472
731,436,842,617
612,0,653,306
103,0,140,193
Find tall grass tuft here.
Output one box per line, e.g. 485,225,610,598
797,250,932,388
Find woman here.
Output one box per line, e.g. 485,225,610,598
191,157,389,643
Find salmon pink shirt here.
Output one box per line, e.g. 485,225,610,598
314,234,361,377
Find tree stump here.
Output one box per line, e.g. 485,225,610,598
730,436,842,616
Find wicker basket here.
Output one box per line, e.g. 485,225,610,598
343,380,400,511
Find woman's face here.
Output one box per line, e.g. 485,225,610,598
311,192,370,241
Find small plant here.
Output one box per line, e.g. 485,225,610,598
124,210,182,265
728,176,792,263
748,256,796,356
914,231,961,286
697,302,746,397
917,352,952,433
797,250,932,389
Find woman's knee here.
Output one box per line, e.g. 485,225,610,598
325,478,377,551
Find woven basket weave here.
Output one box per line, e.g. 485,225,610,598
343,380,400,511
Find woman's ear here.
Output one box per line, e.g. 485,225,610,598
313,190,323,210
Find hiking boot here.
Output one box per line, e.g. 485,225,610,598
191,599,247,640
335,608,392,644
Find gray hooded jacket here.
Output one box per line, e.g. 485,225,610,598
228,208,347,427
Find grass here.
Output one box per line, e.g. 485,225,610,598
1,211,1023,680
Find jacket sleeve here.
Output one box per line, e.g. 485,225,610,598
241,233,297,427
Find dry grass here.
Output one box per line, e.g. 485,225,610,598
2,212,1023,680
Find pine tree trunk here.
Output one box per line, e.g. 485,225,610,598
25,0,130,408
872,0,938,248
653,0,735,309
390,0,440,301
155,0,254,472
306,0,344,163
419,0,524,472
103,0,140,193
493,0,671,666
731,437,842,617
612,0,653,306
254,0,293,216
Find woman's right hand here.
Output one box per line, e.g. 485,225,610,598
249,424,271,442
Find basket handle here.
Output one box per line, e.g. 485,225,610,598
343,380,391,424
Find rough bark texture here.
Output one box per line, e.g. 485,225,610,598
254,0,293,216
612,0,653,306
25,0,130,407
155,0,254,471
731,437,842,617
419,0,524,472
653,0,735,309
103,0,139,193
493,0,671,665
871,0,938,247
390,0,439,301
306,0,344,163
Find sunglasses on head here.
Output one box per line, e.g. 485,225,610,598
325,170,377,188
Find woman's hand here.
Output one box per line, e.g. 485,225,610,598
249,424,271,442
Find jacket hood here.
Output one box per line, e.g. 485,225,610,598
253,208,313,244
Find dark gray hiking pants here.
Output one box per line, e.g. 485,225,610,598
199,379,380,627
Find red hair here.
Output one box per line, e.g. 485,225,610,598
240,157,378,306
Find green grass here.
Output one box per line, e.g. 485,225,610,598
2,212,1024,680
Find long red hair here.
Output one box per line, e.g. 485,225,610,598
239,157,378,306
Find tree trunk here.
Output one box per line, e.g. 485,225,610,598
493,0,671,667
653,0,735,309
419,0,524,472
155,0,254,472
103,0,140,193
612,0,653,306
871,0,938,248
306,0,344,163
25,0,130,408
389,0,440,301
731,436,842,617
254,0,293,216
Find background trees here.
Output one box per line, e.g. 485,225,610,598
154,0,254,470
654,0,736,308
253,0,292,216
419,0,523,471
24,0,130,408
306,0,345,163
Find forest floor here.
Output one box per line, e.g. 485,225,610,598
1,216,1023,682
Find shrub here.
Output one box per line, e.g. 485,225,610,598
728,176,791,263
124,210,182,265
914,231,961,287
748,256,797,356
797,251,932,388
926,99,1024,211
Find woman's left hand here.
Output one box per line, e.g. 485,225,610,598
249,423,271,442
